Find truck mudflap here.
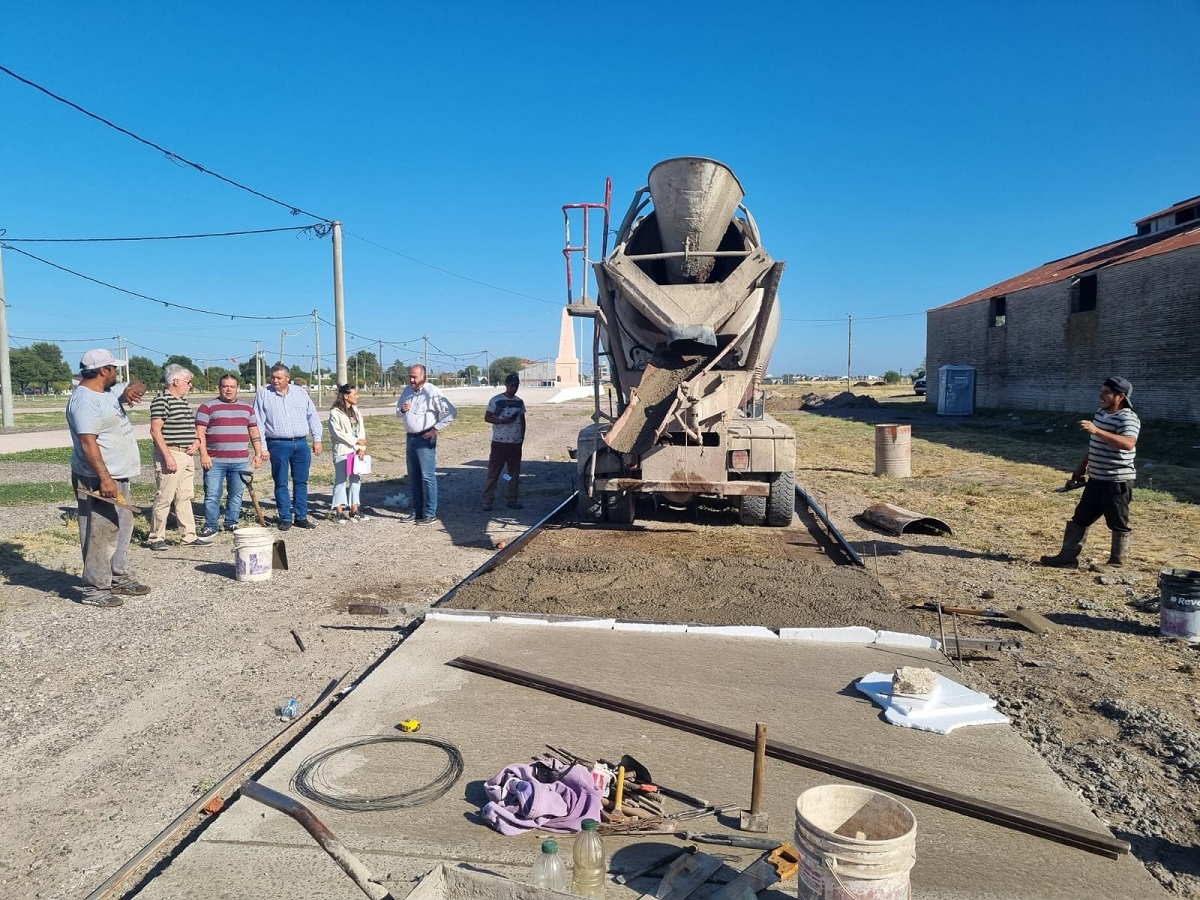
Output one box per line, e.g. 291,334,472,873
592,478,768,496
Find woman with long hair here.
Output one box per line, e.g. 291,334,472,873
328,384,367,523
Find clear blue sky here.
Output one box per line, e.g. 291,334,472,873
3,1,1198,379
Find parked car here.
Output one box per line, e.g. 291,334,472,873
913,377,927,396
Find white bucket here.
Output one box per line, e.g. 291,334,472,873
233,526,275,582
795,785,916,900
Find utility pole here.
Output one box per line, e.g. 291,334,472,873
423,334,429,373
378,338,384,391
484,349,490,385
313,309,322,407
280,329,286,368
0,246,13,428
254,340,263,391
846,314,852,392
332,220,347,385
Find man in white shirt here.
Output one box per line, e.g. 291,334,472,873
396,364,456,526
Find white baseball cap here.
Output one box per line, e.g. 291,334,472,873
79,349,126,369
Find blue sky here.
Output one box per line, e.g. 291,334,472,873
3,1,1198,379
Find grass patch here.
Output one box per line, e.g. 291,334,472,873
0,439,156,465
0,481,157,507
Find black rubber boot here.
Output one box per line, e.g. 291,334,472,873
1040,521,1088,568
1090,531,1131,573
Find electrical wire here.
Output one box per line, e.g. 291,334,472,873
0,225,321,242
0,64,331,223
290,734,464,812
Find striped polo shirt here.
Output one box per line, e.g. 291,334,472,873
1087,407,1140,482
150,391,196,447
196,399,257,461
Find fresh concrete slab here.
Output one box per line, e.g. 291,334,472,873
138,620,1166,899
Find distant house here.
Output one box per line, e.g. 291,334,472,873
925,195,1200,422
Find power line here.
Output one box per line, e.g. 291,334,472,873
0,225,323,243
0,64,332,223
784,311,925,323
0,243,312,321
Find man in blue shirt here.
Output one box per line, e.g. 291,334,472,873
253,364,323,530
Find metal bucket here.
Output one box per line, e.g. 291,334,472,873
874,424,912,477
1159,568,1200,641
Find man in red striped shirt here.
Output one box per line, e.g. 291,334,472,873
196,373,263,537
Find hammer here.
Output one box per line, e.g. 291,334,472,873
739,722,769,833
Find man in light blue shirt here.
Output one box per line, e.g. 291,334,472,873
397,364,456,526
254,364,323,530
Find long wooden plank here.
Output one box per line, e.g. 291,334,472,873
446,656,1130,859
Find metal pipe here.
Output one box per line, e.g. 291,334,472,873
240,781,392,900
795,485,864,567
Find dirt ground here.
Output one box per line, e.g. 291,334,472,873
1,395,1198,898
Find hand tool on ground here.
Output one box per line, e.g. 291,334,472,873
614,845,697,886
677,832,783,850
710,842,800,899
650,848,723,900
602,765,633,824
739,722,769,832
913,602,1055,635
606,754,711,808
240,780,392,900
238,470,267,526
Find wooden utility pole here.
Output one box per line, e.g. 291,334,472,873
332,221,347,385
0,246,12,428
846,314,852,391
313,309,322,407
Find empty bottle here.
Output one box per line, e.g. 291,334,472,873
571,818,606,898
278,698,299,721
531,839,569,891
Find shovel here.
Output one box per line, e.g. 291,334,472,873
914,602,1055,635
238,470,267,527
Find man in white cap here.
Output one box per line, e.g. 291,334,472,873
66,350,149,607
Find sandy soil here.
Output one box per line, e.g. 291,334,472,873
1,398,1197,898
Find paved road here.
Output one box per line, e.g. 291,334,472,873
0,385,594,453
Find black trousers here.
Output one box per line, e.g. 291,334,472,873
1072,479,1133,534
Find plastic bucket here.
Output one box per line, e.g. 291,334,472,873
874,424,911,478
233,526,275,582
795,785,916,900
1159,568,1200,641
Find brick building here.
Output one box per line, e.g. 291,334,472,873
926,195,1200,423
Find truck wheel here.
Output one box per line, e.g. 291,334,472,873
607,491,637,525
738,492,767,526
577,489,603,524
766,471,796,526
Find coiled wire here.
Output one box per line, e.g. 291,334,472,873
290,734,463,812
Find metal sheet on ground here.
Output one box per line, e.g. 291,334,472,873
136,621,1166,900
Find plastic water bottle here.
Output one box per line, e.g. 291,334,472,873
278,698,299,721
571,818,606,898
531,839,569,891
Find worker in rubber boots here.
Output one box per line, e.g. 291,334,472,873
1041,376,1140,571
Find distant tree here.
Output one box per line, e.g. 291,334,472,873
128,355,162,388
385,359,409,383
488,356,524,385
10,342,72,391
883,370,901,384
348,350,381,387
457,364,481,381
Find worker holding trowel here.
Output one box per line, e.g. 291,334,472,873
1041,376,1140,571
66,349,150,607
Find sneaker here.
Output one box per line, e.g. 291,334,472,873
81,593,124,608
415,517,440,528
147,540,169,551
224,523,239,533
196,525,219,540
335,512,348,525
507,501,523,510
294,519,317,530
352,510,367,521
187,531,214,545
111,580,151,597
278,521,293,531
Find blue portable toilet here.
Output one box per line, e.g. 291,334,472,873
937,365,976,416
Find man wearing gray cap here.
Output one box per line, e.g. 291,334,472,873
1041,376,1140,571
66,350,149,607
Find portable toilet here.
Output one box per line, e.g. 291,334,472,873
937,365,976,416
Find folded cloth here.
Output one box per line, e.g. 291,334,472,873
481,758,603,835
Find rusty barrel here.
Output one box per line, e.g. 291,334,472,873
874,424,912,477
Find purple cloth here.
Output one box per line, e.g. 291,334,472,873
482,758,603,835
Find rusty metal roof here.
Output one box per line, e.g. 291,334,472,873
934,223,1200,312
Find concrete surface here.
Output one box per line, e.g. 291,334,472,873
136,620,1166,900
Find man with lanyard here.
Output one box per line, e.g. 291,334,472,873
66,349,149,607
253,364,323,530
196,373,263,536
481,372,526,511
397,363,456,526
147,363,208,550
1041,376,1140,571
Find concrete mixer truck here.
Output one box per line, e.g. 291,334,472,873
567,157,796,526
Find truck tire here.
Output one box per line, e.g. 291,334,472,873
738,492,767,526
577,489,603,524
766,471,796,526
606,490,637,525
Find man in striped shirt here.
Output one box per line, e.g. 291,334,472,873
196,373,263,536
147,364,210,550
1042,376,1140,570
254,364,323,530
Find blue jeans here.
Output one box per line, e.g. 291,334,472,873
332,455,361,509
267,437,311,522
406,433,438,520
203,459,250,529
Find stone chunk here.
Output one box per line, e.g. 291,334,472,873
892,666,938,696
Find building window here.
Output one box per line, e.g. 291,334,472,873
1071,274,1097,313
989,296,1006,327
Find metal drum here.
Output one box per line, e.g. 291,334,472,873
874,424,912,477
